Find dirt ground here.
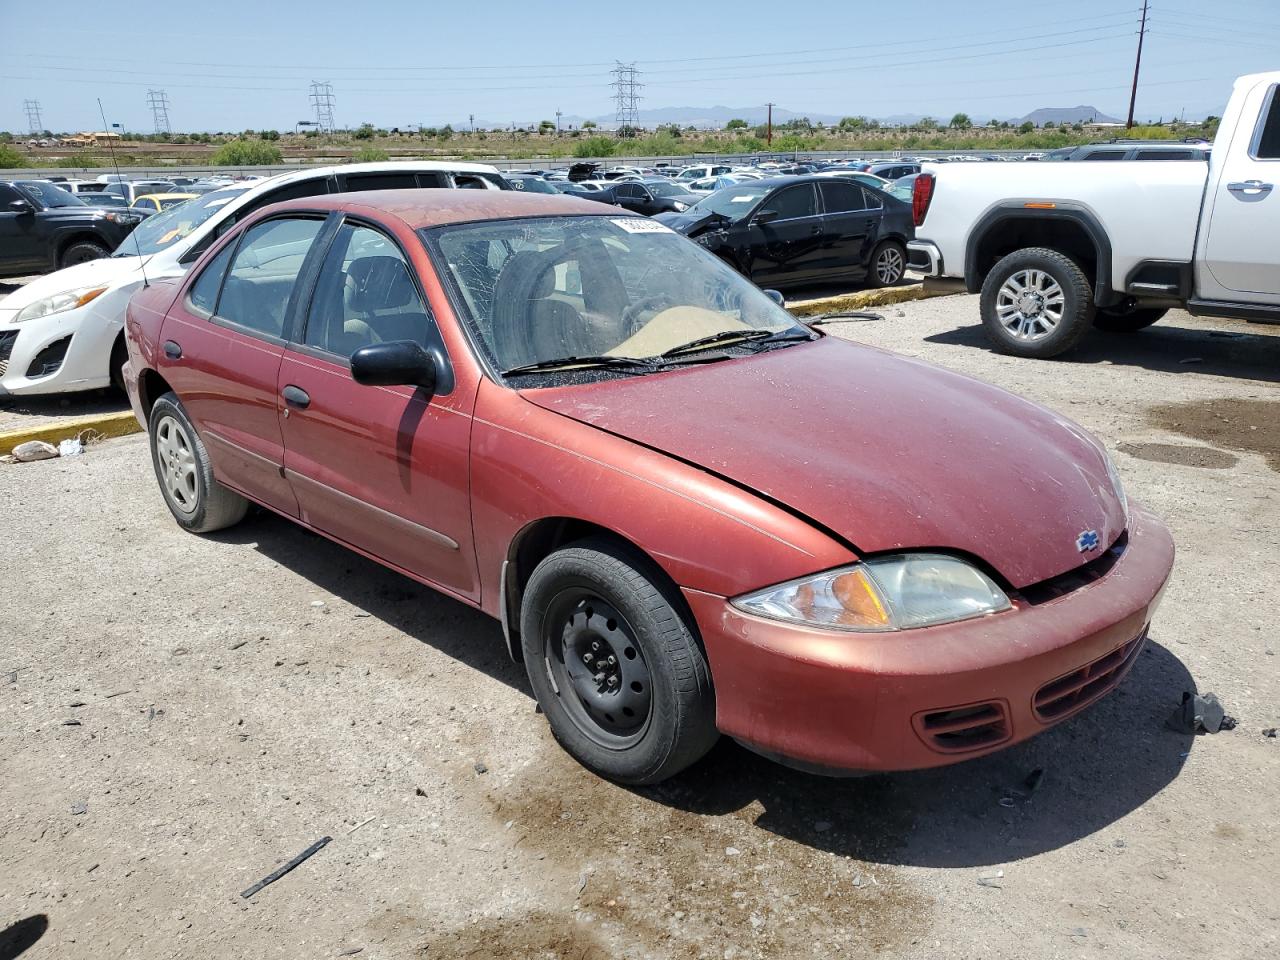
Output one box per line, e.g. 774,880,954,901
1,296,1277,960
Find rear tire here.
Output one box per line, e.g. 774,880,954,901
980,247,1094,358
59,240,109,269
1094,306,1167,333
148,392,248,534
520,537,718,785
870,240,907,286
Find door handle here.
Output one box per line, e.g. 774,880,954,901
1227,180,1273,194
809,224,823,235
281,385,310,409
163,340,182,359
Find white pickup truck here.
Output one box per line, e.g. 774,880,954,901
907,71,1280,358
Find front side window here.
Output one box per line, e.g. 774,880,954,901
217,217,324,339
1255,85,1280,159
432,215,802,374
304,222,433,356
767,184,818,220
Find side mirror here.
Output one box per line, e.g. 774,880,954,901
763,289,785,308
8,199,34,214
754,208,779,224
351,340,437,392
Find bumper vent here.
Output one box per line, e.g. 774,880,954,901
1033,631,1146,722
0,329,17,377
913,700,1011,754
25,335,72,379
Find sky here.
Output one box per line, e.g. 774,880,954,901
3,0,1277,133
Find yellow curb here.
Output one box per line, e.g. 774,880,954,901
787,280,958,318
2,410,143,455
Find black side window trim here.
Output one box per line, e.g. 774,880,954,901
1250,83,1280,161
290,213,455,395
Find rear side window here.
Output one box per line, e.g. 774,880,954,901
1256,85,1280,159
1133,149,1193,160
216,217,324,339
818,180,867,214
1080,150,1127,161
188,241,236,315
341,172,418,191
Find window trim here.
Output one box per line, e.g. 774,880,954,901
193,211,332,348
290,213,455,395
1249,83,1280,161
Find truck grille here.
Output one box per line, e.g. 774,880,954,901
1033,631,1146,722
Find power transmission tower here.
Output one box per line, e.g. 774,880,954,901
1126,0,1150,130
146,89,172,135
611,62,642,134
309,81,336,133
23,99,43,135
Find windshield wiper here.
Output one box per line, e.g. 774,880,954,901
659,327,812,358
501,354,656,377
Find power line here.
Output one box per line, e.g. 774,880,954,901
23,98,43,134
146,88,171,134
1127,0,1150,129
611,61,642,131
309,81,335,132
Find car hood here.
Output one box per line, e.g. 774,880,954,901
0,256,145,316
522,337,1126,589
654,209,730,236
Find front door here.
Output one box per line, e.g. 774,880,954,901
0,183,45,273
745,183,825,287
158,214,328,516
1199,78,1280,302
277,218,479,601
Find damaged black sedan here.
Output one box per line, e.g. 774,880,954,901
656,175,913,290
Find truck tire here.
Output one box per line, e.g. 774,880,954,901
59,240,109,269
980,247,1094,359
1094,306,1168,333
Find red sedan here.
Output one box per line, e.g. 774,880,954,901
123,190,1174,785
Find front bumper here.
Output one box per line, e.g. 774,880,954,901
683,503,1174,773
906,240,942,276
0,288,128,395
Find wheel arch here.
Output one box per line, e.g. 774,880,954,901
500,516,698,664
55,231,110,264
965,205,1118,307
137,367,174,423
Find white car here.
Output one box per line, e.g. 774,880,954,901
908,70,1280,358
0,161,507,396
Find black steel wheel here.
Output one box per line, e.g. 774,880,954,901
520,537,718,785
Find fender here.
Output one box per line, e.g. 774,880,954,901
964,203,1119,307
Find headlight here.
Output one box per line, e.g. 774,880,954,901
14,286,109,323
732,554,1011,632
672,201,689,211
1103,449,1128,523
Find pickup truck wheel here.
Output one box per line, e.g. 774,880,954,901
980,247,1094,358
520,537,718,785
59,240,109,269
1094,307,1168,333
148,393,249,534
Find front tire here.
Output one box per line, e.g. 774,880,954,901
1094,306,1167,333
59,240,109,269
520,538,718,785
980,247,1094,358
870,240,907,286
148,393,248,533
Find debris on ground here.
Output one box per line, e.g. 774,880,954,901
71,801,87,816
1263,728,1276,738
1166,691,1237,734
240,837,332,899
12,440,58,462
977,869,1004,888
808,311,885,326
58,438,84,457
472,762,488,774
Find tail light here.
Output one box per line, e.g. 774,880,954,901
912,172,935,227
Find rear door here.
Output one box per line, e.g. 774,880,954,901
159,214,329,516
745,183,825,286
816,179,876,277
1199,79,1280,301
276,217,479,600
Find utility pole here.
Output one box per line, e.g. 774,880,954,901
555,109,562,135
469,113,475,133
23,99,43,135
766,102,775,147
1126,0,1149,130
146,89,171,135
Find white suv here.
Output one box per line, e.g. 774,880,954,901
0,161,506,396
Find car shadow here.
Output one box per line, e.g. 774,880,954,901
214,511,1194,868
0,914,49,960
924,318,1280,384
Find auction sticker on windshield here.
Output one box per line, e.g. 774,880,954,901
611,218,673,234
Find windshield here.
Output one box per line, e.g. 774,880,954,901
687,183,772,218
113,187,244,256
430,215,801,376
16,181,87,208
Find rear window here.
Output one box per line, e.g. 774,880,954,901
1256,85,1280,159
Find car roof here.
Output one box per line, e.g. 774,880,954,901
267,188,619,229
137,193,199,201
